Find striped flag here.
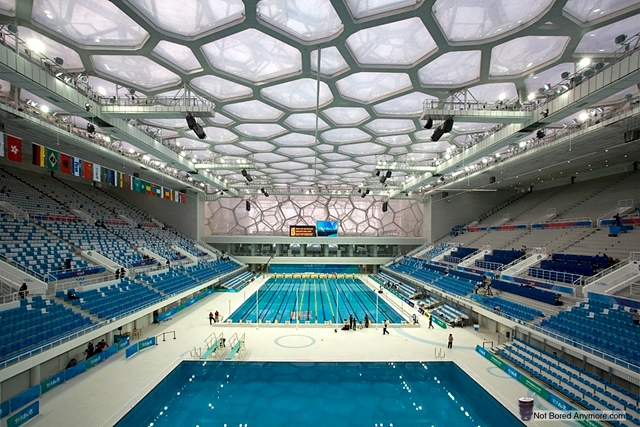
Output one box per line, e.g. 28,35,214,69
32,144,46,167
72,157,82,176
93,164,101,182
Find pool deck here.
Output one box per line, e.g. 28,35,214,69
27,275,571,427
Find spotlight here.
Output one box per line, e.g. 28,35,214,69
615,34,627,45
85,103,91,112
54,57,64,66
86,123,95,134
423,117,433,130
431,126,445,142
360,191,366,198
192,123,206,140
380,175,387,184
442,117,454,133
365,189,370,195
560,71,570,79
382,201,388,212
241,169,253,182
260,187,269,197
245,201,250,211
186,113,197,129
385,170,392,178
375,169,380,176
536,130,546,139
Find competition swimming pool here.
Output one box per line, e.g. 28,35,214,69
116,361,523,426
229,277,404,324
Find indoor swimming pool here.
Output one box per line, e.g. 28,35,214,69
115,361,523,426
228,277,404,324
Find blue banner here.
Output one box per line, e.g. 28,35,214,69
139,337,156,351
40,372,64,394
65,360,86,381
0,400,11,418
7,401,39,427
8,386,40,414
125,344,139,359
116,336,130,351
86,352,106,369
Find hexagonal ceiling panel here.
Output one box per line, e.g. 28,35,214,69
257,0,342,43
418,51,481,87
91,55,181,90
201,29,302,84
433,0,554,43
15,0,640,196
261,79,333,110
32,0,149,48
490,36,570,77
153,41,202,73
346,18,436,66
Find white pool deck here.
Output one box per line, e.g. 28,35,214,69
25,276,572,427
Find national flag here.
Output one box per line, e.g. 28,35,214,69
45,148,59,170
32,143,45,167
60,153,71,174
174,190,180,202
93,164,101,182
177,192,186,204
129,175,135,191
163,187,172,200
145,182,152,195
106,169,115,186
132,177,141,193
83,161,93,180
0,131,4,157
155,185,162,198
72,157,82,176
101,167,108,184
7,135,22,163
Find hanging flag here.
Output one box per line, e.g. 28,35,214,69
7,135,22,163
105,168,114,186
155,185,162,198
118,172,125,188
60,153,71,174
132,177,140,192
45,147,59,170
174,190,180,202
83,161,93,180
177,192,186,204
0,131,4,157
72,157,82,176
93,164,101,182
32,144,45,167
145,181,152,195
163,187,172,200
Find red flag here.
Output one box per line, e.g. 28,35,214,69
82,161,93,180
7,135,22,163
60,153,71,174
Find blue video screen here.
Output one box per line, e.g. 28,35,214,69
316,220,339,237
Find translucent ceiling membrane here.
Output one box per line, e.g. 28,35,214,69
347,18,436,66
207,114,234,126
464,82,518,102
563,0,640,24
17,27,84,71
411,142,449,152
223,100,284,121
127,0,244,38
212,145,250,155
283,114,329,130
376,135,412,146
198,127,238,143
365,119,415,135
201,29,302,84
235,124,287,138
418,51,481,87
238,140,276,152
310,47,349,77
433,0,554,43
141,118,189,129
261,79,333,110
321,128,371,143
253,152,288,163
272,133,316,147
338,142,386,156
153,41,202,73
277,147,315,157
374,92,438,116
575,14,640,54
321,153,349,161
87,76,130,98
190,75,251,101
490,36,569,76
32,0,149,48
524,62,575,94
336,72,412,103
323,107,370,125
0,0,15,16
91,55,181,90
174,137,208,149
345,0,418,20
257,0,342,43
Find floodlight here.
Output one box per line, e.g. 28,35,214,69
186,113,197,129
87,123,95,134
431,126,445,142
424,117,433,130
54,57,64,66
375,169,380,176
560,71,570,79
442,117,454,133
192,123,206,140
615,34,627,45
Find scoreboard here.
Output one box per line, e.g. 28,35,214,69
289,225,316,237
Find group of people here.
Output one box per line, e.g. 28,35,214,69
114,268,127,279
209,310,222,324
84,339,108,359
383,281,400,292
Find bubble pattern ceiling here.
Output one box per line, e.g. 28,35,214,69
11,0,640,190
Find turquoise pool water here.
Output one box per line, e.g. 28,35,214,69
116,361,523,426
230,277,404,324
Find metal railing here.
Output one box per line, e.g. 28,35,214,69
581,255,632,286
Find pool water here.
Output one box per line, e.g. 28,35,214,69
116,361,523,427
230,277,404,324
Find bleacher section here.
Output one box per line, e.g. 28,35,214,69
539,300,640,364
108,225,186,262
474,296,543,322
0,296,94,360
476,249,524,270
431,303,468,324
388,257,480,297
492,279,561,305
443,246,477,263
0,169,71,216
181,259,240,283
221,271,253,291
498,338,640,424
139,270,198,296
62,278,163,319
269,264,359,274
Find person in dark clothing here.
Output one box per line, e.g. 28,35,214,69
67,290,80,301
85,342,94,359
349,314,354,330
364,314,370,328
613,213,623,226
428,315,434,329
209,311,214,325
64,258,72,270
115,268,120,280
18,283,29,299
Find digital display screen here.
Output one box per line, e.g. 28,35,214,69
316,220,339,237
289,225,316,237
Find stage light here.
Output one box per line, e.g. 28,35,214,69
442,117,454,133
86,123,95,134
578,58,591,69
431,126,445,142
54,57,64,66
560,71,570,79
382,201,388,212
241,169,253,182
615,34,627,45
375,169,380,176
423,117,433,130
360,191,366,198
191,123,206,139
245,201,250,211
186,113,197,129
385,171,392,178
527,93,536,101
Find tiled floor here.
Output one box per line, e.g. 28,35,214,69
28,276,571,426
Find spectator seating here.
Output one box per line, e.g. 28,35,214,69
552,253,609,269
108,225,186,262
431,303,468,324
221,271,253,291
269,264,359,274
540,260,595,276
528,267,581,284
140,269,198,295
180,259,240,283
0,296,94,360
476,296,543,322
62,278,163,319
0,169,71,216
444,246,477,263
499,338,640,423
476,249,524,269
387,257,479,297
539,300,640,363
492,279,561,305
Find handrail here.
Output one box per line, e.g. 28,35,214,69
498,252,528,272
581,256,631,286
0,252,50,286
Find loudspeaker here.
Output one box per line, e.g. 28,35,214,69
382,201,388,212
442,116,454,133
489,176,496,184
245,201,250,211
